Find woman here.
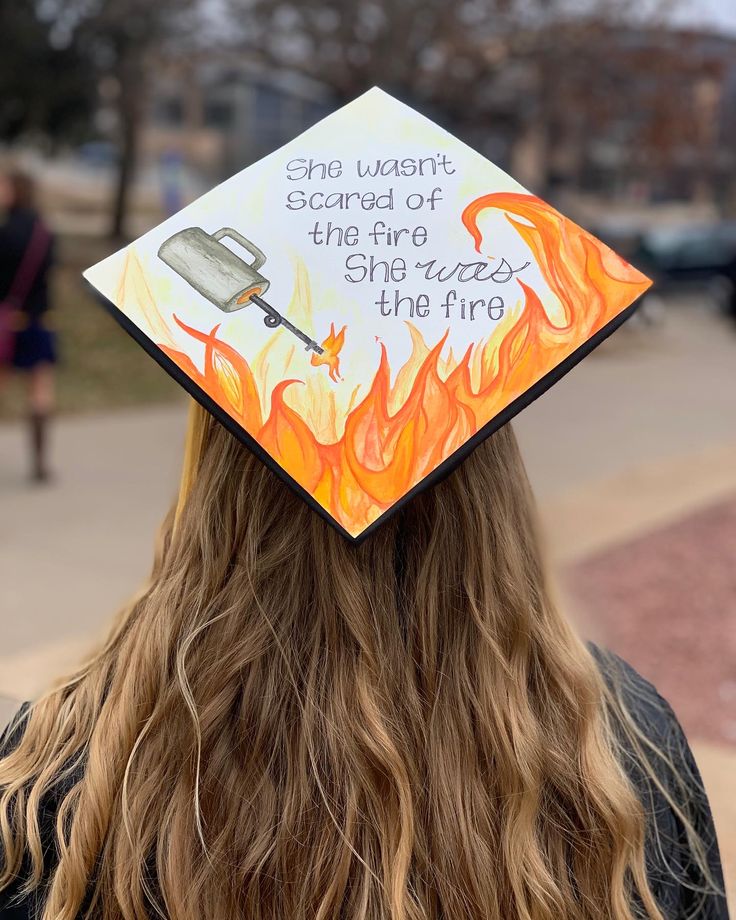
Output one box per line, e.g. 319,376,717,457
0,405,728,919
0,168,56,482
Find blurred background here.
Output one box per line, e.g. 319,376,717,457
0,0,734,907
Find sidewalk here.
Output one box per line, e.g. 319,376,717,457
0,405,187,678
564,495,736,909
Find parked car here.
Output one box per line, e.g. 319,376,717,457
633,222,736,303
594,221,736,318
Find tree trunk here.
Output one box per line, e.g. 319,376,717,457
110,58,143,240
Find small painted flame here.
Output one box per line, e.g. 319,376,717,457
311,322,347,382
120,193,650,537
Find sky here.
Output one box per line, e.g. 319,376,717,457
674,0,736,34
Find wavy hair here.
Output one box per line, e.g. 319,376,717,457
0,403,714,918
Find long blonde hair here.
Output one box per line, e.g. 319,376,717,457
0,403,712,919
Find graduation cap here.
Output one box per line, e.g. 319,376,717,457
84,87,651,543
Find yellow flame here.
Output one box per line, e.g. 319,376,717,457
310,322,347,382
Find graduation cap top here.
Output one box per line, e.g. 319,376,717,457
84,87,651,543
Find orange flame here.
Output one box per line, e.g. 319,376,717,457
161,316,262,433
156,193,650,537
310,322,347,381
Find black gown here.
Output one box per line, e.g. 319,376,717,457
0,648,730,918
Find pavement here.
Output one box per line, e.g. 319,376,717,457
1,300,735,906
566,495,736,909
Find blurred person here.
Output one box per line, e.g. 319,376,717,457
0,406,728,920
0,168,56,482
160,148,184,217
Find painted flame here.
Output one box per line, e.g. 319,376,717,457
121,194,650,537
310,322,347,381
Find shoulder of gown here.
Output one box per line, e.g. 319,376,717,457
590,644,730,919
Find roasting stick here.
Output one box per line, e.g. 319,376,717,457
248,293,324,355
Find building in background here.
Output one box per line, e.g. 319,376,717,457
133,26,736,212
139,55,334,183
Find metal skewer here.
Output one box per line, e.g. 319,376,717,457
249,293,324,354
